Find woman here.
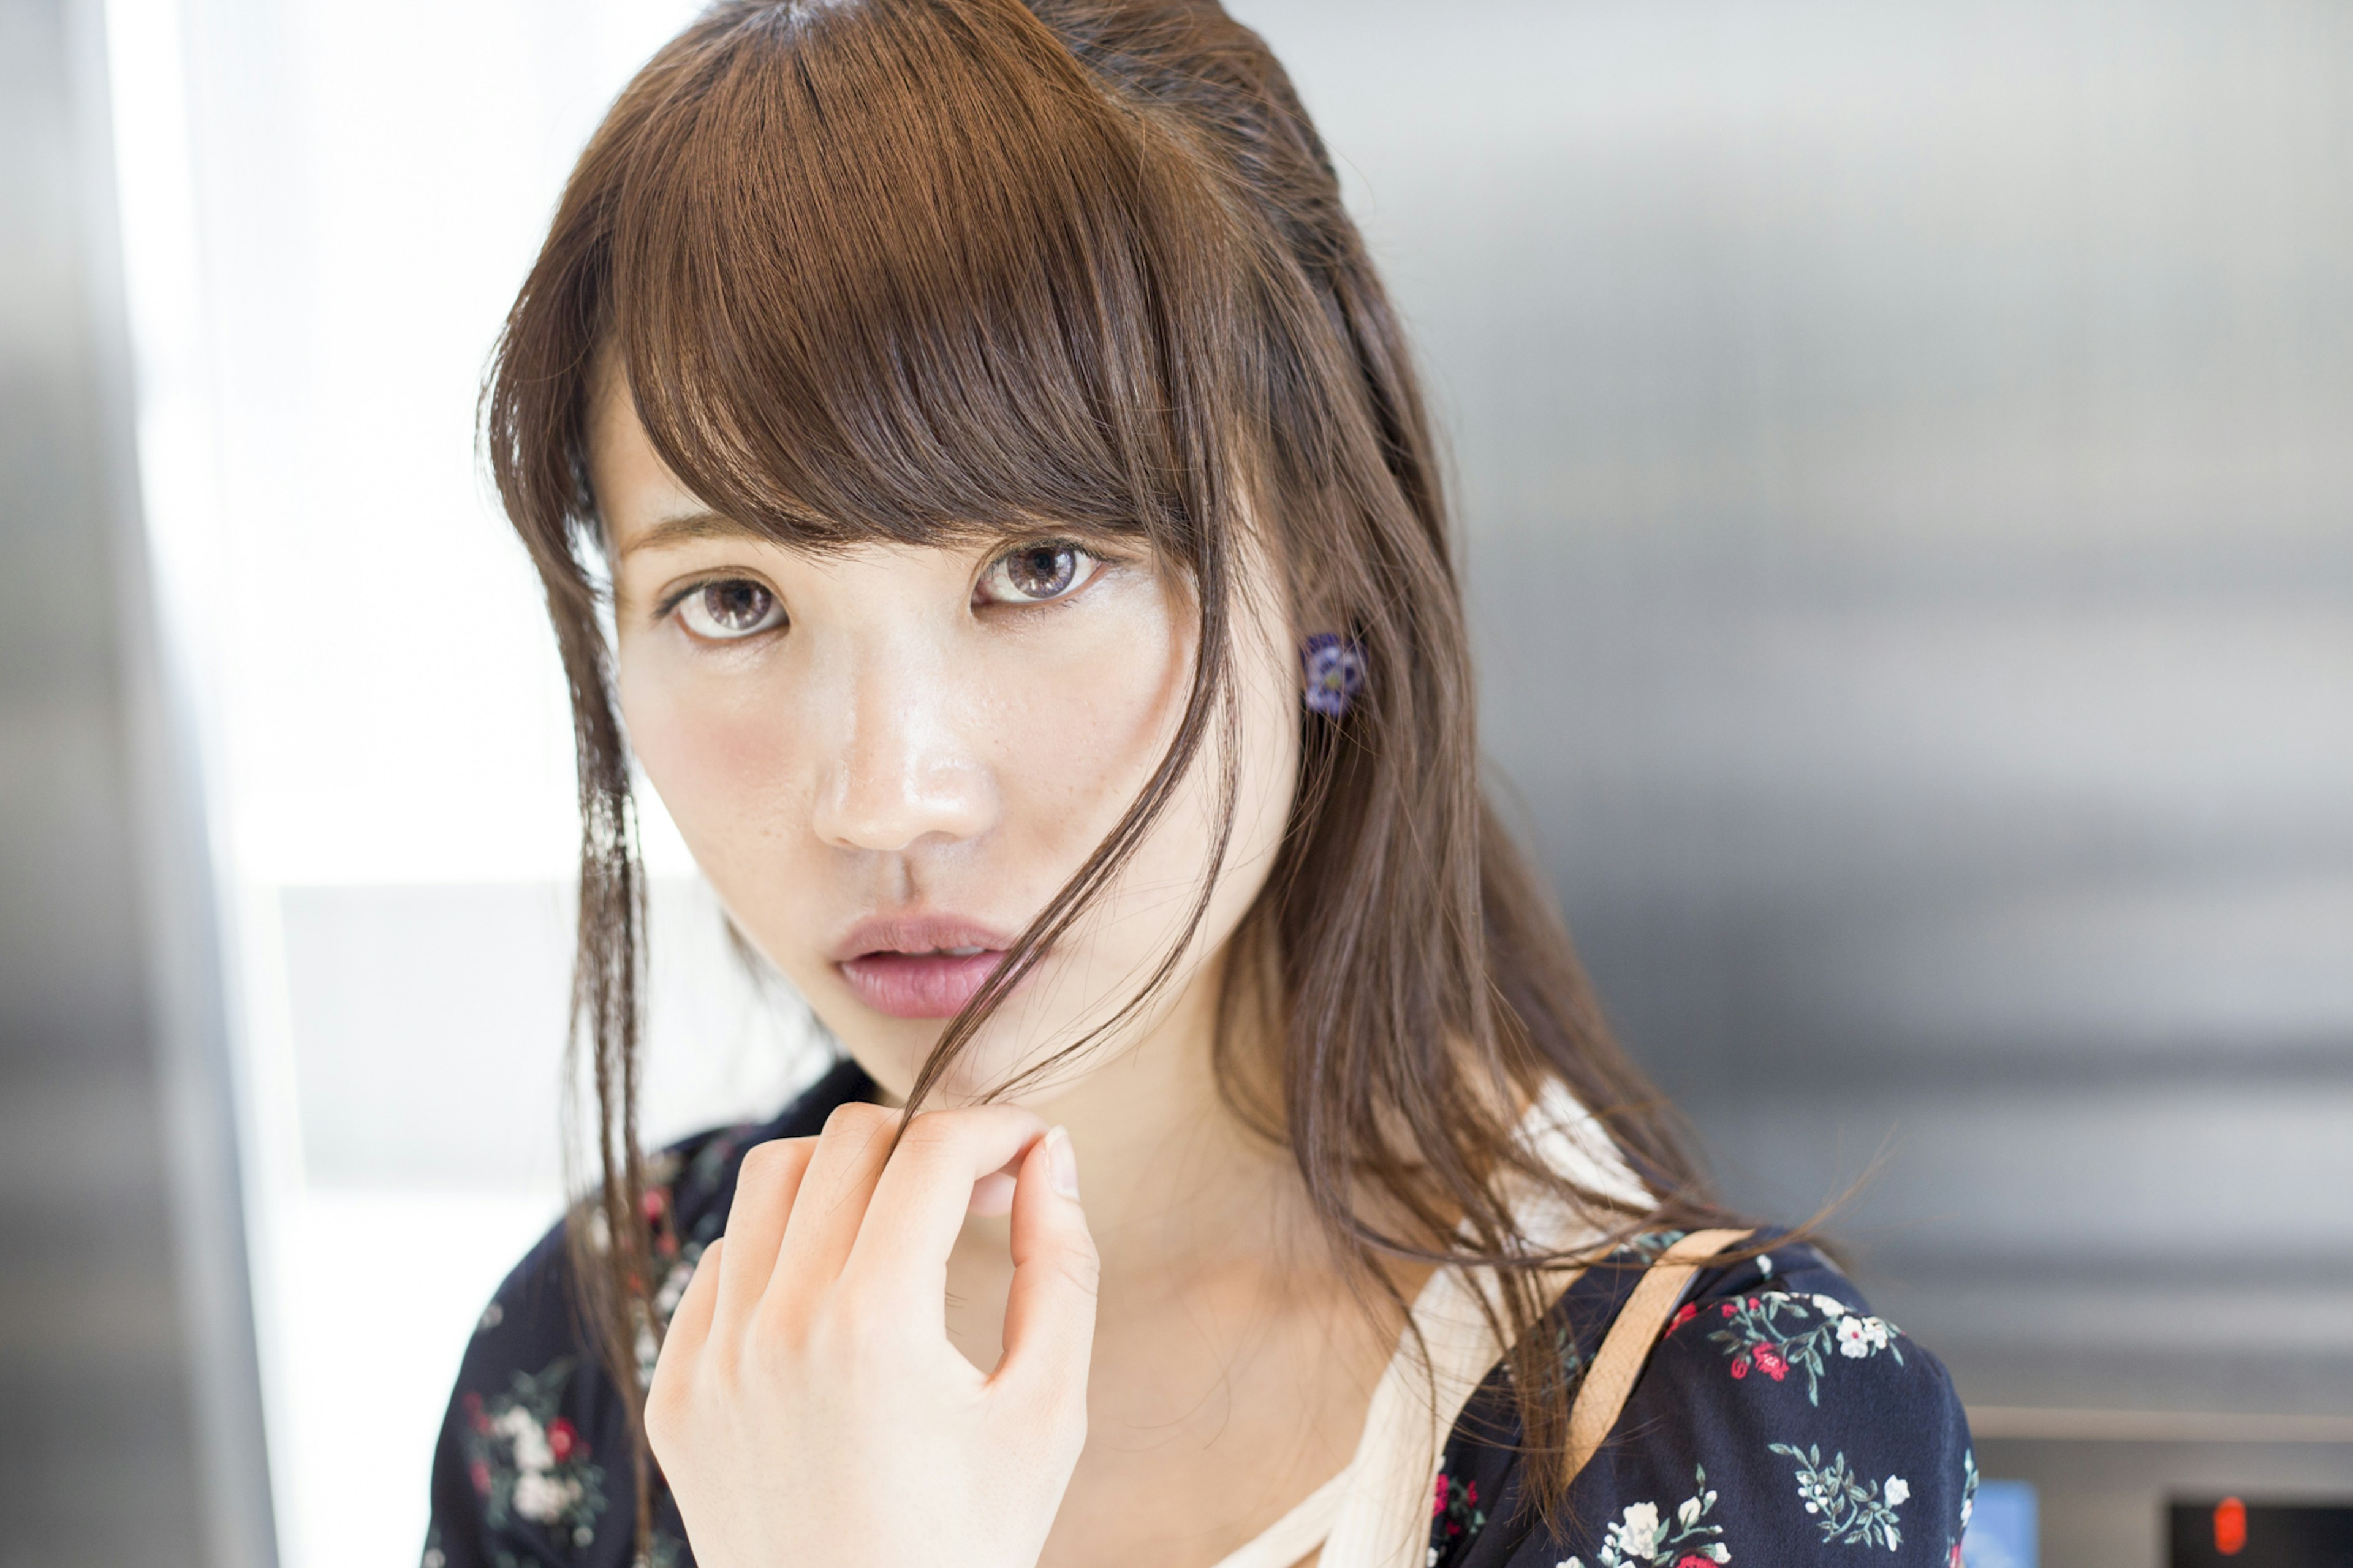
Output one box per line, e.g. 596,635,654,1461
428,2,1975,1565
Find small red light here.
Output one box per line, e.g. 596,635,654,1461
2214,1496,2247,1556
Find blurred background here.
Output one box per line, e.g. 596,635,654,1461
2,0,2346,1565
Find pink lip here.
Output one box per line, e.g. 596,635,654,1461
831,914,1021,1020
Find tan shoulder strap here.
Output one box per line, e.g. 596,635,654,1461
1561,1227,1756,1488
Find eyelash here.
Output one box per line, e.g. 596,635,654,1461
655,539,1114,642
974,540,1108,608
661,577,787,642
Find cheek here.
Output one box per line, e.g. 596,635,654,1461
987,587,1193,843
1152,606,1300,918
617,645,805,852
1021,582,1298,983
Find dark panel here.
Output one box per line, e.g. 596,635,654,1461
2169,1498,2353,1567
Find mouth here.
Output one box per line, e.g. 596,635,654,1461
832,916,1020,1020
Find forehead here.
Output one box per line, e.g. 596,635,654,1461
585,355,1140,571
586,375,1040,578
586,355,705,548
581,344,1227,588
586,354,1008,562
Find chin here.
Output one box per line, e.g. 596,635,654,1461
840,1018,1080,1111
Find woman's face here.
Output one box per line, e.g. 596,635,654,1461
589,369,1302,1105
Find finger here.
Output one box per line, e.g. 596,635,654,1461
769,1101,900,1295
994,1126,1099,1411
716,1138,814,1335
968,1169,1018,1218
665,1236,725,1355
838,1105,1047,1322
644,1236,722,1465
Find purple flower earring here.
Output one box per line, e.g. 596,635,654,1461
1301,632,1366,717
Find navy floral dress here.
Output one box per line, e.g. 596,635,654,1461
426,1059,1977,1568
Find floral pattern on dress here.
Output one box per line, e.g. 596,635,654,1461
1686,1290,1903,1405
434,1064,1977,1568
1940,1450,1979,1567
1769,1444,1909,1551
1558,1464,1731,1566
458,1358,608,1548
627,1157,702,1385
1430,1463,1491,1564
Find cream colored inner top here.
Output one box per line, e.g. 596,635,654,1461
1207,1080,1652,1568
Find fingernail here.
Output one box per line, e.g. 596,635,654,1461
1045,1125,1080,1201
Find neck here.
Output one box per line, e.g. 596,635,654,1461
1040,1002,1308,1271
978,954,1316,1285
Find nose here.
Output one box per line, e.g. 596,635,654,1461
808,645,996,855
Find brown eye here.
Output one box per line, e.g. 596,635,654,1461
676,578,785,640
981,541,1096,605
1009,545,1076,598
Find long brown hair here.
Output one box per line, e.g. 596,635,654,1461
485,0,1725,1542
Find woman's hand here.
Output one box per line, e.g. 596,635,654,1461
645,1102,1098,1568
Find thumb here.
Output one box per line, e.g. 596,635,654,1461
993,1126,1098,1417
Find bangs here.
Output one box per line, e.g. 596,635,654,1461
598,0,1246,553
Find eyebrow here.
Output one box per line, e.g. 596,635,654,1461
616,510,768,558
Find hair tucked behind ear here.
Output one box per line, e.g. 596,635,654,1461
485,0,1738,1548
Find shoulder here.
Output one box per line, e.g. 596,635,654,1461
1437,1233,1978,1568
423,1056,876,1568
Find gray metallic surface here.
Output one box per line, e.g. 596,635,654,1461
0,0,275,1561
1240,0,2353,1561
9,0,2346,1561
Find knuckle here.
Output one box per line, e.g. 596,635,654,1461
641,1367,688,1458
896,1111,961,1158
734,1138,798,1189
740,1308,808,1373
822,1101,890,1138
1056,1241,1102,1300
820,1103,895,1162
789,1297,870,1365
